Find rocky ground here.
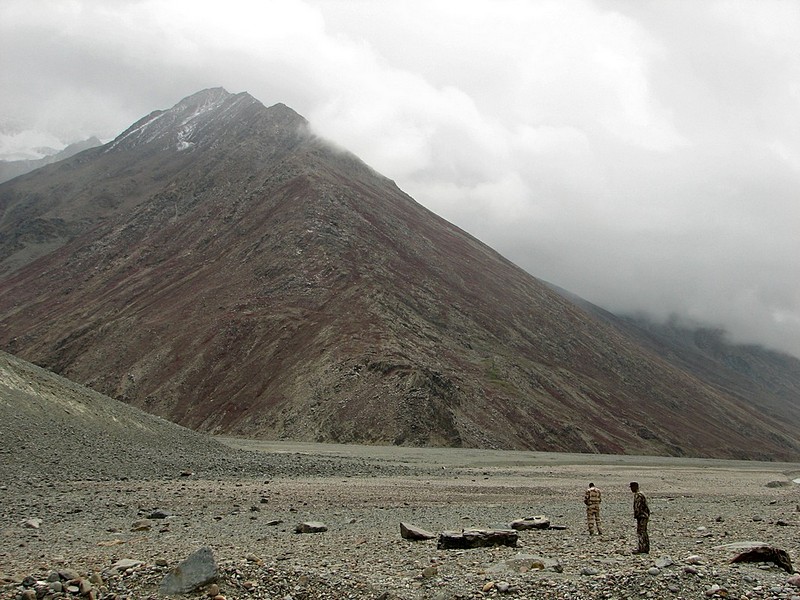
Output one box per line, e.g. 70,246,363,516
2,439,799,600
2,352,800,599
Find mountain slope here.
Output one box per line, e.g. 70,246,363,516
0,349,248,481
0,88,798,460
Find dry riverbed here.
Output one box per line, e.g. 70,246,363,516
2,440,799,599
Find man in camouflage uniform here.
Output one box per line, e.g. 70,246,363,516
630,481,650,553
584,482,602,535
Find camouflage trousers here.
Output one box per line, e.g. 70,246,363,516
586,505,602,535
636,517,650,553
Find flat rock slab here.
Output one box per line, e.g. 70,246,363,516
159,547,218,595
400,522,436,541
438,528,518,550
510,516,551,530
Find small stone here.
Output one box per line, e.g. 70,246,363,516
22,518,42,529
295,521,328,534
655,556,674,568
59,569,80,581
496,581,510,593
422,565,438,578
208,583,220,596
581,567,599,576
130,519,151,531
482,581,495,592
110,559,144,571
648,567,660,575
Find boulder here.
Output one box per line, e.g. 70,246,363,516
730,545,794,573
438,528,518,550
159,547,218,595
400,522,436,541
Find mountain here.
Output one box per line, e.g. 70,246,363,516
549,283,800,440
0,137,102,184
0,88,798,460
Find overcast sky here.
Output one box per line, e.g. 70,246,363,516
1,0,799,358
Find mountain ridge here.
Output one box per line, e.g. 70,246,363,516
0,136,102,184
0,88,798,460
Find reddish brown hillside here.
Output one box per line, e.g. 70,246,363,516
0,88,798,460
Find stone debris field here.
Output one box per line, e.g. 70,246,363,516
2,439,800,600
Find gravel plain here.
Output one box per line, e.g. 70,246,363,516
2,352,800,599
2,437,800,600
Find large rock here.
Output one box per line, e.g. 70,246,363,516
400,522,436,541
438,529,518,550
159,547,218,595
730,545,794,573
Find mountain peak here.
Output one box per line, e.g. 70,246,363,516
175,86,235,108
105,88,298,154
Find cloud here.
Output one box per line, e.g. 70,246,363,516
1,0,799,358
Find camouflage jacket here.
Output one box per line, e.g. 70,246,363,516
584,486,601,506
633,491,650,518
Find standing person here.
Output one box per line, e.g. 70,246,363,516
630,481,650,554
584,482,602,535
